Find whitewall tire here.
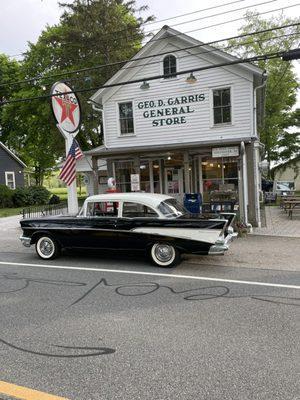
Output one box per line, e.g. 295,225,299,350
150,243,181,268
35,236,60,260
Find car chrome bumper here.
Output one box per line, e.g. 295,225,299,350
20,235,31,247
208,232,238,255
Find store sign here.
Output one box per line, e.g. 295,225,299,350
137,93,205,127
130,174,140,191
212,146,239,158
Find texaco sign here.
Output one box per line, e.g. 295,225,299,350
50,81,81,133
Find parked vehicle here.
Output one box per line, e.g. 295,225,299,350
20,193,237,267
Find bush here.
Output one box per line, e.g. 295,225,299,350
13,187,30,207
0,185,13,208
27,186,50,205
49,194,61,204
12,186,50,207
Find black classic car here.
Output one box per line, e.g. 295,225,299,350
20,193,237,267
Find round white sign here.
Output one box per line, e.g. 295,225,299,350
50,81,81,133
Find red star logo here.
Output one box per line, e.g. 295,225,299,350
54,91,78,126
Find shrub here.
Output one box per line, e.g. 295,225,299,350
13,187,31,207
27,186,50,205
13,187,50,207
0,185,13,208
49,194,61,204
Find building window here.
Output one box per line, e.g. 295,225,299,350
163,55,177,78
213,88,231,124
5,171,15,190
119,102,134,135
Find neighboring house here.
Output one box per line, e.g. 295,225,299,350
87,25,266,226
272,156,300,191
0,141,27,189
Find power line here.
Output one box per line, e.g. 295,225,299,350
4,0,278,57
0,49,297,106
3,0,249,59
144,0,278,33
144,0,247,26
142,2,300,44
1,22,299,90
33,32,300,90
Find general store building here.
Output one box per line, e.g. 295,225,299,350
87,26,265,226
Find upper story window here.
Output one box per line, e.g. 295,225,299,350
119,102,134,135
5,171,15,190
213,88,231,124
163,55,177,79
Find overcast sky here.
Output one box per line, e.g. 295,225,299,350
0,0,299,103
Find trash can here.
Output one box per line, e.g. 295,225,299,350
184,193,202,214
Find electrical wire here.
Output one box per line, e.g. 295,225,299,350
141,3,300,44
3,0,250,59
32,32,300,91
0,49,296,106
144,0,278,33
1,22,299,90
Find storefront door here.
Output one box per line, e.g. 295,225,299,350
164,168,183,199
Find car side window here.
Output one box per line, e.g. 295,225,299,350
122,202,158,218
86,201,119,217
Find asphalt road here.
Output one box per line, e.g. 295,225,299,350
0,247,299,400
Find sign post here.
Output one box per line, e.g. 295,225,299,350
50,82,82,215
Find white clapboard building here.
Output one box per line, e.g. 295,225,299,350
87,25,265,226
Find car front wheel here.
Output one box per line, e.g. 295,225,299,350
35,235,60,260
150,243,181,268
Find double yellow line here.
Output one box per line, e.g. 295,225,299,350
0,381,69,400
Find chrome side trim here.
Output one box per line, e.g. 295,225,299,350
20,236,31,247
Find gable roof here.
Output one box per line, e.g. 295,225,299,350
0,141,27,168
91,25,263,103
272,155,300,172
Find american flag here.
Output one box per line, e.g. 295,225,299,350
59,138,84,186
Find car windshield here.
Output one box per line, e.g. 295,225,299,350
158,199,187,218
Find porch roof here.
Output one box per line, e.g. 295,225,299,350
85,137,253,158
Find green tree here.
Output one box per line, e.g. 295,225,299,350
1,0,153,184
0,54,21,142
226,12,300,171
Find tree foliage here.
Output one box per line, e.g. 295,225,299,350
0,0,153,184
226,12,300,169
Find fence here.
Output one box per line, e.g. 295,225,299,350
22,202,68,219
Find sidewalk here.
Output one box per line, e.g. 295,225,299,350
251,206,300,238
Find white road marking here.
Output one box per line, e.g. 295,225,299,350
0,261,299,289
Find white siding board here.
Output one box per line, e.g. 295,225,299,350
102,39,255,149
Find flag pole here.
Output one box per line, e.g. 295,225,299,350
57,124,79,215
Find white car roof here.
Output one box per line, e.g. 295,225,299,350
85,192,174,209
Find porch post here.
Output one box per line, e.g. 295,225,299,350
198,156,203,194
183,151,190,193
149,160,154,193
91,156,99,195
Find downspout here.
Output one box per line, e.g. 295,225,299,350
240,141,248,226
253,72,267,228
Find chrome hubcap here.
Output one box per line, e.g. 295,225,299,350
39,239,54,256
155,244,174,262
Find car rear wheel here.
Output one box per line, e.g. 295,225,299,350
150,243,181,268
35,235,60,260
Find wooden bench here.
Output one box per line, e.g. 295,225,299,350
283,200,300,219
